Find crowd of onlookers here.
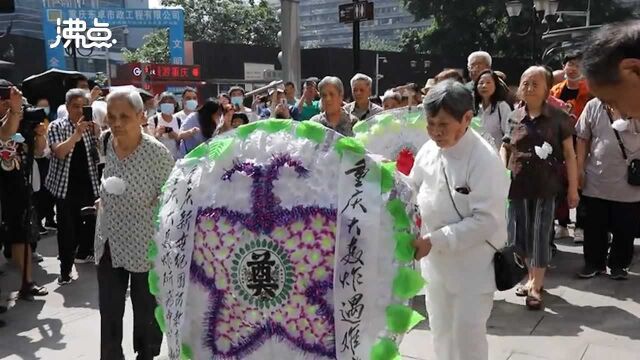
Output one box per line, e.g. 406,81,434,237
0,19,639,360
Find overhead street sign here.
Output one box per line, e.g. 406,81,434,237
339,1,374,24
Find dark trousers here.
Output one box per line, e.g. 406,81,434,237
98,244,162,360
583,195,640,270
56,190,95,275
34,158,55,223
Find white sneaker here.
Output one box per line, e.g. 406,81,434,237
574,228,584,243
555,226,571,239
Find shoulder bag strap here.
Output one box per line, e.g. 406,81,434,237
440,159,498,252
604,107,628,161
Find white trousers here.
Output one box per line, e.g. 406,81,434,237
425,283,494,360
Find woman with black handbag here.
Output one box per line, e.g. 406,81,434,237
501,66,579,311
575,98,640,280
410,80,510,360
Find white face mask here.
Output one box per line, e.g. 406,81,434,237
160,103,175,115
185,99,198,111
231,96,244,107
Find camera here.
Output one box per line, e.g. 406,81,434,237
165,127,174,133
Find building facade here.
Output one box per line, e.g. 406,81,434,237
297,0,430,48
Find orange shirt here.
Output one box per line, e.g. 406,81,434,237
550,80,591,124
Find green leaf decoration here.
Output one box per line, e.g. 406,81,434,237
370,338,401,360
295,121,326,143
404,111,425,126
392,267,426,299
154,306,166,332
377,113,394,127
385,304,426,333
334,137,366,156
386,199,411,231
352,120,370,134
261,119,292,133
184,142,208,159
235,122,261,139
470,116,483,132
394,231,415,262
380,161,397,194
148,270,160,296
180,344,194,360
147,239,158,262
208,138,233,160
153,204,161,229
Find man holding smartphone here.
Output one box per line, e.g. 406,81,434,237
46,88,101,285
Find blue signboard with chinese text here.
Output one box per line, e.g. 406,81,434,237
42,7,185,70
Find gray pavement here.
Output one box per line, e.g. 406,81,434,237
1,233,639,360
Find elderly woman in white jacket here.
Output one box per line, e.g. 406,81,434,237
410,80,510,360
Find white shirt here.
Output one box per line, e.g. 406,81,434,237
175,109,193,123
408,129,510,294
146,114,181,159
477,101,512,151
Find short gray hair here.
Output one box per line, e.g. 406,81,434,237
65,88,89,104
382,90,401,103
423,80,473,121
467,51,492,67
106,90,144,113
318,76,344,97
350,73,373,89
159,91,177,103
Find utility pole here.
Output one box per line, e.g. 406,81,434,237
279,0,301,89
352,0,360,73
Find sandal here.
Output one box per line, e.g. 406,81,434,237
515,283,530,297
526,288,544,310
18,283,48,301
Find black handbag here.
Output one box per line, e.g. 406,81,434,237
605,108,640,186
441,163,527,291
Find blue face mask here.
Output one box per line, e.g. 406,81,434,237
185,99,198,111
160,103,175,115
41,107,50,116
231,96,244,107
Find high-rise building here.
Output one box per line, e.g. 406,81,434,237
295,0,430,48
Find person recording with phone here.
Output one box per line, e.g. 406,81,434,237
258,88,300,120
46,89,101,285
0,80,49,300
145,92,181,160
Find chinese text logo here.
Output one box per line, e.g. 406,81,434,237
50,18,117,49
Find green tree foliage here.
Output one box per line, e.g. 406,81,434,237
400,0,631,60
121,28,169,64
361,36,401,52
161,0,280,47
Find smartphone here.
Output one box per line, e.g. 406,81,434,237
82,106,93,121
165,127,174,133
0,87,10,100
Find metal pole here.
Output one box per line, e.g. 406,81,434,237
375,53,379,96
532,9,537,62
586,0,591,26
280,0,301,91
106,48,111,87
71,42,78,71
353,19,360,73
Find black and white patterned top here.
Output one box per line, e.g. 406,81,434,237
95,133,174,273
46,117,100,199
310,109,359,137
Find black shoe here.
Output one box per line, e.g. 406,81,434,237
44,220,58,230
18,283,48,301
0,305,7,314
578,265,605,279
38,225,48,236
57,274,73,285
0,319,5,328
610,268,629,280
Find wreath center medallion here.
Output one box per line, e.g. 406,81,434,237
232,239,294,309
